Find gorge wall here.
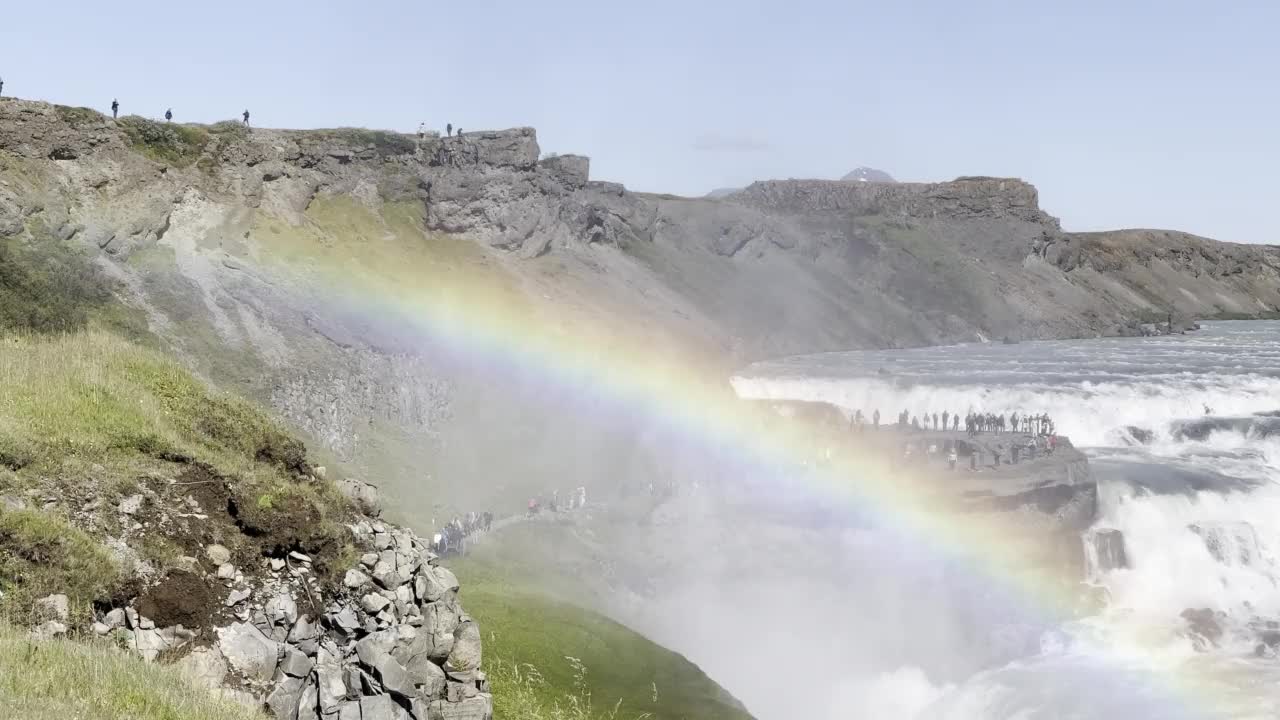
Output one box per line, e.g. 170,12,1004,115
3,95,1280,521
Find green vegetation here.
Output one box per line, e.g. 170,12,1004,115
452,537,753,720
0,234,145,337
117,116,210,167
311,128,417,157
0,331,353,617
0,623,262,720
0,510,118,626
53,104,103,127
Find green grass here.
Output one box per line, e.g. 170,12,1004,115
117,116,210,167
452,543,754,720
53,105,103,127
309,128,418,157
0,331,354,618
0,510,119,626
0,233,145,337
0,623,264,720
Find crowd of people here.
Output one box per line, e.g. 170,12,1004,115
431,511,493,557
527,486,587,517
847,408,1056,437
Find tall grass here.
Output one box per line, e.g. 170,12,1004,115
487,655,651,720
0,623,263,720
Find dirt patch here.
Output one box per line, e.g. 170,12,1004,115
136,570,217,629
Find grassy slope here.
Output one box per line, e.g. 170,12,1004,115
452,525,754,720
0,623,261,720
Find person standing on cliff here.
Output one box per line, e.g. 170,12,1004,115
873,409,880,430
942,411,950,433
446,123,453,137
242,109,250,127
932,413,939,431
0,77,5,97
111,99,119,119
165,108,173,122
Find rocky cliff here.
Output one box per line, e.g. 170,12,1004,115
3,96,1279,520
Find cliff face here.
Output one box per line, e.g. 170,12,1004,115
3,97,1279,520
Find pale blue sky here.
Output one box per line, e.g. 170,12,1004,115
3,1,1277,242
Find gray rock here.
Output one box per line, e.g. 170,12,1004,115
29,621,67,641
337,477,382,516
217,621,281,682
316,665,348,713
417,567,459,603
344,569,372,589
270,558,287,572
118,494,144,515
104,608,127,628
445,621,482,679
35,594,69,623
361,553,380,568
392,633,446,699
280,645,316,678
373,533,393,550
205,544,232,565
125,607,140,630
266,675,305,720
361,593,392,613
421,602,460,660
216,563,237,580
92,622,112,636
338,701,362,720
361,694,413,720
289,550,313,564
424,695,492,720
297,678,320,720
175,646,228,689
289,615,321,643
225,587,252,607
375,568,408,590
266,592,299,627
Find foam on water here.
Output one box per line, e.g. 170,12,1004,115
733,322,1280,719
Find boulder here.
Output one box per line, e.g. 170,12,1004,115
217,621,281,682
361,593,392,614
421,602,460,660
416,566,459,603
29,621,67,641
266,675,305,720
445,621,482,679
424,695,492,720
175,646,228,689
35,594,69,623
216,563,237,580
266,593,299,627
205,544,232,565
538,154,590,189
344,569,372,589
280,645,316,678
361,694,413,720
336,478,382,516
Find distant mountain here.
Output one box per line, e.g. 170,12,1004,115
706,187,742,199
841,167,896,183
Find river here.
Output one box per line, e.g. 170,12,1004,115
731,321,1280,719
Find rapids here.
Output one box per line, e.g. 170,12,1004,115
733,321,1280,719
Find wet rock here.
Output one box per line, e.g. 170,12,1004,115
1091,529,1128,571
217,621,281,682
1182,608,1225,651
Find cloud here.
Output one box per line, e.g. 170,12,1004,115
692,134,774,153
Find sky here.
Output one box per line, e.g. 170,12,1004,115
2,0,1278,243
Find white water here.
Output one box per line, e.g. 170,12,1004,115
734,322,1280,719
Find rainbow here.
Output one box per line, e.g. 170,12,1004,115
248,215,1239,718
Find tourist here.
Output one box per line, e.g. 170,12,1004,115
111,99,119,119
943,411,950,432
0,77,5,97
447,123,453,137
953,413,960,431
932,413,939,431
165,108,173,122
242,109,250,127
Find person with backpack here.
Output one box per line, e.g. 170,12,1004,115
242,109,250,127
165,108,173,122
111,99,119,119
